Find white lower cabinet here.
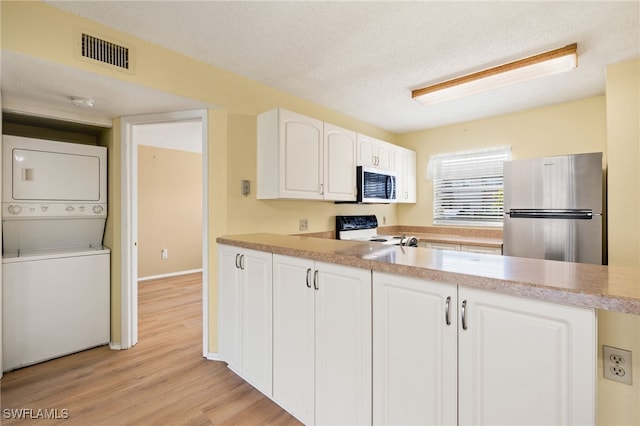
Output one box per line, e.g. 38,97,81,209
273,254,372,425
459,244,502,255
421,241,503,255
458,287,596,426
373,272,596,426
420,241,460,251
218,245,273,397
373,272,458,426
218,245,596,425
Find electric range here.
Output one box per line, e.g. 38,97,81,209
335,215,418,246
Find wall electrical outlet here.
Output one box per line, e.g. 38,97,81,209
603,345,633,385
299,219,308,232
161,248,168,260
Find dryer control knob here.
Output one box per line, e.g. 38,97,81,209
8,205,21,215
66,206,75,212
93,205,104,214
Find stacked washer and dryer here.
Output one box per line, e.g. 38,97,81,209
2,135,110,371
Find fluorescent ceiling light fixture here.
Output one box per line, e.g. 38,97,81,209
412,43,578,105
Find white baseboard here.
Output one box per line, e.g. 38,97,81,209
138,268,203,282
109,342,122,350
205,352,223,361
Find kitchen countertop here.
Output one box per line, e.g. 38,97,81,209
217,233,640,315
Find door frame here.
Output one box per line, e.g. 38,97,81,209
120,109,209,355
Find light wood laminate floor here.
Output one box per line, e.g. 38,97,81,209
1,272,301,425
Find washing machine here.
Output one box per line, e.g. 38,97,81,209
2,135,110,371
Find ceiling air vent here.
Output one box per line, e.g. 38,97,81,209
81,32,130,70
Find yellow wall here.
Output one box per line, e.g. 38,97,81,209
138,145,202,278
599,58,640,426
396,96,607,226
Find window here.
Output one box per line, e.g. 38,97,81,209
428,146,511,227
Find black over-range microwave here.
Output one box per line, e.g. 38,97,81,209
357,166,396,203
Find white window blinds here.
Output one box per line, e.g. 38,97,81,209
428,146,511,227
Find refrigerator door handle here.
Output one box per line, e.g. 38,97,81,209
507,209,594,219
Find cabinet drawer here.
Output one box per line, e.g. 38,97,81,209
459,244,502,255
422,242,460,251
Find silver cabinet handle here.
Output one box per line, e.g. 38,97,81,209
320,184,324,195
235,253,240,269
306,268,312,288
313,270,319,290
239,254,245,270
461,300,468,330
445,296,451,326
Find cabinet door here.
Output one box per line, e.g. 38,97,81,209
218,245,243,372
458,287,596,426
375,141,392,170
392,147,404,202
402,149,417,203
356,133,376,167
424,242,460,251
273,254,315,425
279,109,324,199
459,244,502,255
241,249,273,397
315,262,372,425
373,272,457,426
324,123,357,201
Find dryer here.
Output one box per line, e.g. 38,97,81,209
2,135,110,371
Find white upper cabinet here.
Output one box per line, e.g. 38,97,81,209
402,148,417,203
392,146,417,203
356,133,392,170
323,123,357,201
257,109,357,201
258,108,324,200
257,108,415,202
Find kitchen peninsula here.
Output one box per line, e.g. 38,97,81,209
217,233,640,425
218,233,640,314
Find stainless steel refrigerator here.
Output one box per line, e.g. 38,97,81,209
503,152,604,265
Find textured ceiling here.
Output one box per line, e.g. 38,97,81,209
13,1,640,132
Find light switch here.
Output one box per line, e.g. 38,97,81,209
242,180,251,196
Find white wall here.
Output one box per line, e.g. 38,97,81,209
134,120,202,153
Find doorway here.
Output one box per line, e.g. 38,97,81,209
120,110,209,355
